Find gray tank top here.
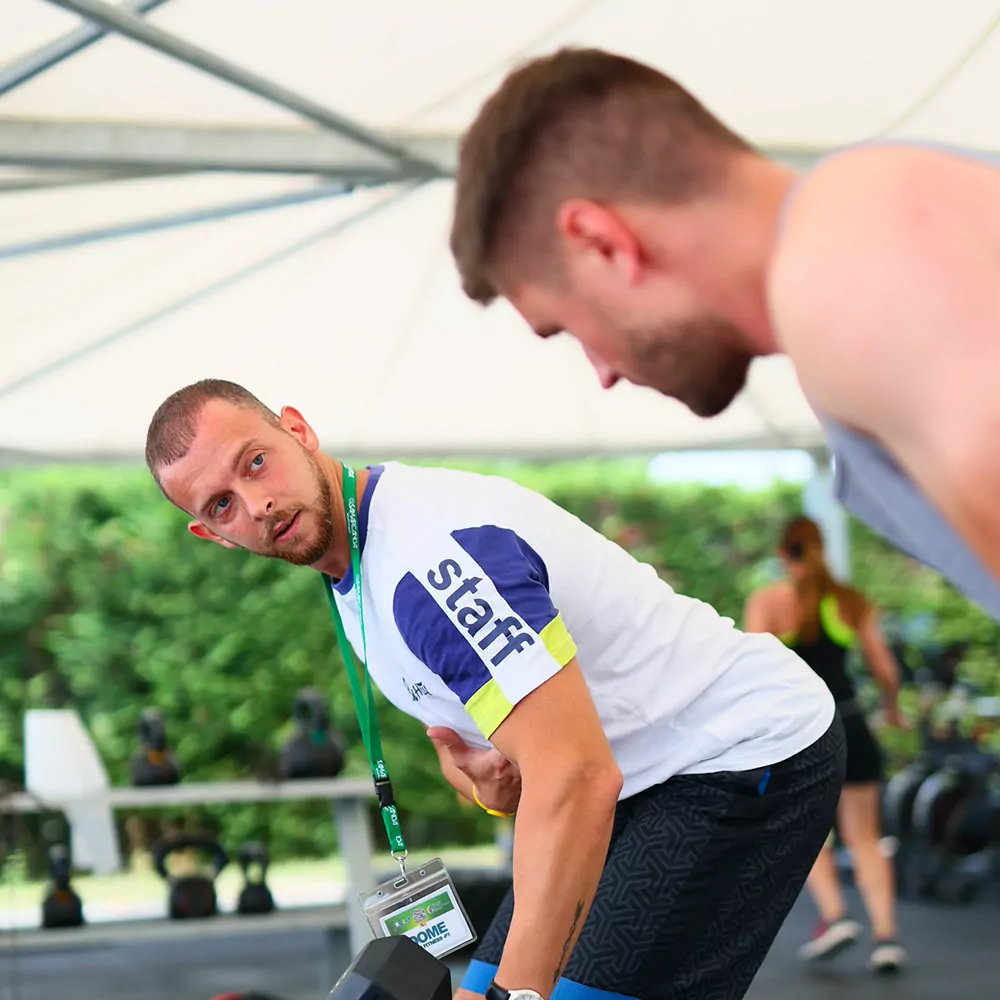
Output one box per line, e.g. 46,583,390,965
785,142,1000,620
821,418,1000,619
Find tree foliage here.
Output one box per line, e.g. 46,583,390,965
1,461,997,869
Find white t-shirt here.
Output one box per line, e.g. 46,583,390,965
330,463,834,800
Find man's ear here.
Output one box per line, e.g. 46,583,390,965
188,520,238,549
279,405,320,452
555,198,643,286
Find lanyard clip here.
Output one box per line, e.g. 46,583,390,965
374,777,395,810
392,849,408,878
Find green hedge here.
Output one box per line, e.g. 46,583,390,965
2,460,997,870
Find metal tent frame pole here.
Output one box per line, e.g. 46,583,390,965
0,181,349,260
0,0,174,98
43,0,446,179
0,181,427,402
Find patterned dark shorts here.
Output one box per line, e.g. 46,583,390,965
461,718,846,1000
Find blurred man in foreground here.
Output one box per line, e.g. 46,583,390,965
451,47,1000,619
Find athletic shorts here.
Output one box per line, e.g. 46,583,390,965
838,700,883,785
461,718,846,1000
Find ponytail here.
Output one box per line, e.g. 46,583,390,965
780,517,869,643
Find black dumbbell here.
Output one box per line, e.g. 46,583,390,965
329,936,451,1000
883,758,936,841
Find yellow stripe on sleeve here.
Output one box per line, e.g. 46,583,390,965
466,679,515,739
539,612,577,666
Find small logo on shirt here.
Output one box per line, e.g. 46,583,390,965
404,677,431,703
425,557,536,666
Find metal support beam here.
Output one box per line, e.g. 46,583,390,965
0,181,348,260
0,119,849,179
0,181,425,403
0,119,446,178
43,0,446,178
0,166,184,192
0,0,173,99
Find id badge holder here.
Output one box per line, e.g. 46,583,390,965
359,857,477,960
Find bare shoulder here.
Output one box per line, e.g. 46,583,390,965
744,580,796,634
767,145,1000,428
747,581,795,609
775,144,995,263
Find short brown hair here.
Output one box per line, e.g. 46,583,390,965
145,379,277,488
451,47,753,303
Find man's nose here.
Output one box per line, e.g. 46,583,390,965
245,487,275,520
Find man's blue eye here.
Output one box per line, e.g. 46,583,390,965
212,496,230,517
251,453,265,469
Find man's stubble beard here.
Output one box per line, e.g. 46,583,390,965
257,450,335,567
631,317,751,418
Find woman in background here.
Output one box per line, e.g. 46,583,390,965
744,516,906,974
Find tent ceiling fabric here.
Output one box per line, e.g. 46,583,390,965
2,179,819,459
4,0,999,460
6,0,1000,143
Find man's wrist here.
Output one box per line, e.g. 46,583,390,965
472,783,517,818
485,982,544,1000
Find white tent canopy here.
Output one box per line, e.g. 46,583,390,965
4,0,1000,461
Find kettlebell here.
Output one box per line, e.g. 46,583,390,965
41,844,85,929
278,688,344,780
131,707,181,786
152,833,228,919
236,842,276,915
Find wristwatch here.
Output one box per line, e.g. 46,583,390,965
485,982,544,1000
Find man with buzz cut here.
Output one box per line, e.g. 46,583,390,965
146,378,844,1000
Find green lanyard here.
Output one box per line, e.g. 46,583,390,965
322,465,407,871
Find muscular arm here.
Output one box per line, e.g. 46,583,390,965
773,147,1000,582
856,608,901,718
487,659,622,995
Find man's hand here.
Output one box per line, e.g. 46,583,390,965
427,727,522,815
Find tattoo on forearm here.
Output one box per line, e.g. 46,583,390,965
553,900,585,985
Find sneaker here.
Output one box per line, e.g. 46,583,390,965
798,918,862,961
869,940,906,975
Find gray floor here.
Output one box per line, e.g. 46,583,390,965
0,889,996,1000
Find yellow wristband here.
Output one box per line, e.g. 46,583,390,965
471,784,515,819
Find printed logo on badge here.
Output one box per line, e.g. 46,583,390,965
359,858,476,960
